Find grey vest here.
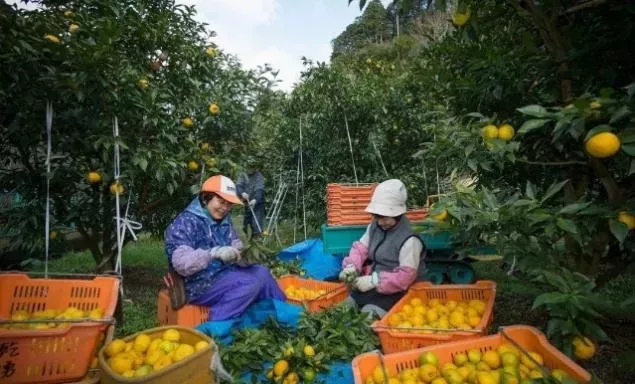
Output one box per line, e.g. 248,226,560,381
367,216,427,280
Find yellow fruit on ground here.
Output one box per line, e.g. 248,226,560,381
483,350,501,369
133,334,151,353
187,160,199,171
274,360,290,378
482,124,499,140
163,329,181,342
303,345,315,357
454,352,468,366
105,339,126,357
584,132,621,158
110,354,134,374
520,351,543,369
86,171,102,184
617,211,635,230
467,348,482,364
572,336,596,360
182,117,194,127
134,365,153,377
195,340,209,351
209,103,220,115
153,354,173,371
501,352,520,367
173,344,195,362
498,124,515,141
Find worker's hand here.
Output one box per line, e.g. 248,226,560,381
354,272,379,292
338,264,358,282
249,199,256,208
209,246,241,263
241,192,249,201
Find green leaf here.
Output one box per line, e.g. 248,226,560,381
532,292,569,309
466,112,484,119
518,119,550,134
556,218,578,234
621,130,635,144
584,124,613,141
541,180,569,203
558,202,591,215
609,219,629,244
609,105,631,124
525,181,536,200
622,144,635,156
139,158,148,171
517,104,549,118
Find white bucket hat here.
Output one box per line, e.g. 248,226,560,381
365,179,408,217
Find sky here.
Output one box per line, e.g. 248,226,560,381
10,0,391,91
179,0,392,91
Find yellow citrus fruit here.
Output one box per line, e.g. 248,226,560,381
162,329,181,342
618,211,635,230
501,352,520,367
133,334,151,353
88,308,104,319
110,354,134,374
182,117,194,127
410,297,423,307
86,171,102,184
454,352,468,366
528,369,543,379
153,354,172,371
477,371,496,384
520,351,543,369
63,10,74,17
414,305,426,315
208,103,220,115
483,350,501,369
402,304,414,315
173,344,195,362
419,351,440,367
498,124,515,141
457,366,471,380
274,360,289,377
206,47,218,57
144,350,163,365
418,363,438,382
452,11,470,26
105,339,127,357
124,342,134,352
426,309,439,323
449,311,465,328
469,315,481,328
388,313,402,327
433,209,449,221
285,372,299,383
590,101,602,109
69,24,80,33
469,300,486,315
303,345,316,357
467,348,482,364
109,182,124,195
572,336,596,360
122,370,135,378
148,338,162,354
482,124,499,140
137,78,149,89
134,365,153,377
44,34,61,43
194,340,209,351
584,132,621,158
431,377,449,384
187,160,199,171
551,369,569,382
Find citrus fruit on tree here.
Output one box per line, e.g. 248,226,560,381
209,103,220,115
482,124,498,140
187,160,199,171
69,24,79,33
109,181,124,195
137,78,149,89
273,360,289,377
617,211,635,230
498,124,515,141
584,132,620,158
433,208,449,221
44,34,60,43
182,117,194,127
452,10,470,26
87,171,102,183
206,47,218,57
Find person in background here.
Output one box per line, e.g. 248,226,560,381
236,157,265,236
164,175,285,320
339,179,427,318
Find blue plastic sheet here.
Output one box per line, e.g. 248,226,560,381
278,238,343,280
240,360,353,383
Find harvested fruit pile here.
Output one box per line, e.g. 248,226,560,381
1,306,105,329
103,328,209,378
364,347,582,384
284,285,327,300
387,298,486,332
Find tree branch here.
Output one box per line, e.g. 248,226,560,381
517,159,587,166
587,157,623,203
563,0,610,15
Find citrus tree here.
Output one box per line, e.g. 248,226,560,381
0,0,274,269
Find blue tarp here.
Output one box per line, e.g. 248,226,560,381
195,239,353,383
278,238,343,280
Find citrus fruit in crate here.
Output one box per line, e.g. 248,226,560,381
284,285,327,300
5,306,107,330
389,297,487,332
363,346,584,384
102,327,212,379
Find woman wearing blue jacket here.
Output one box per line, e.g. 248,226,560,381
164,175,285,320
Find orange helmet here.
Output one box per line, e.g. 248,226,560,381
200,175,243,205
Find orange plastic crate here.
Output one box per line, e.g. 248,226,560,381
278,275,348,312
372,281,496,353
352,325,592,383
157,289,209,327
0,273,120,384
